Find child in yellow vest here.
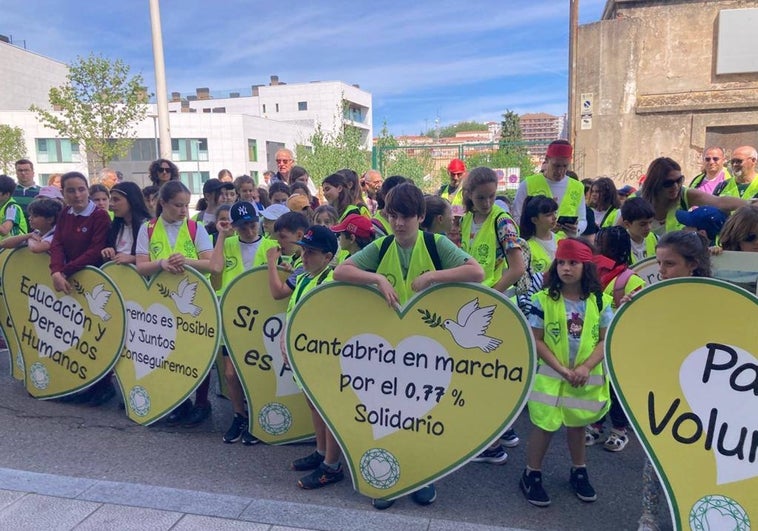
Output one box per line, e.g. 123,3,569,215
621,197,658,264
210,201,263,444
253,204,290,267
135,181,214,425
334,182,484,509
521,238,613,508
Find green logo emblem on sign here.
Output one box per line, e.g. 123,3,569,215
129,385,151,417
360,448,401,489
258,402,293,435
29,362,50,390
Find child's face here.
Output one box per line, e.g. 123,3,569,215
276,228,302,255
270,191,289,205
314,212,336,227
388,212,421,241
533,211,557,232
739,230,758,252
217,209,231,225
556,259,584,286
322,183,341,205
262,218,275,236
144,193,158,214
436,205,454,234
238,183,257,202
471,182,497,215
109,193,130,218
656,246,695,280
624,217,653,241
235,220,259,242
63,177,89,213
91,191,110,211
160,192,190,223
29,213,54,233
301,246,331,274
220,189,237,206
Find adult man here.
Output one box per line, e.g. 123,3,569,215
271,148,295,184
13,159,40,217
99,168,119,189
715,146,758,199
361,169,383,214
689,147,731,195
512,140,586,237
437,158,466,206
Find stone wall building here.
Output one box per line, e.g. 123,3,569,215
574,0,758,184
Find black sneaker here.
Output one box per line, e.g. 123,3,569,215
371,498,395,510
471,444,508,465
297,463,344,489
411,484,436,506
520,469,551,507
570,467,597,502
241,430,259,446
165,400,193,426
183,403,211,427
501,428,520,448
291,451,324,471
223,414,247,443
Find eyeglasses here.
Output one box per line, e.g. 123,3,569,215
704,157,720,162
158,167,171,173
275,159,292,164
731,158,744,165
661,176,684,188
743,233,758,243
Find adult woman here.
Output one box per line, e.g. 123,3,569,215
148,159,180,187
640,157,747,236
589,177,621,228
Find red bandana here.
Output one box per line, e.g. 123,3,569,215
546,143,573,159
555,238,593,263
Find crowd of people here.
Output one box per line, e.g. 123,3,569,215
1,141,757,528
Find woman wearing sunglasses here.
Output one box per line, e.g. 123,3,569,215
639,157,747,236
148,159,180,187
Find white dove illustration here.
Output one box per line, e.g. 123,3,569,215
84,283,112,321
442,298,502,352
170,277,201,317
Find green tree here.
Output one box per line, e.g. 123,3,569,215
375,121,435,191
31,53,148,177
0,125,28,174
424,120,488,138
295,100,371,183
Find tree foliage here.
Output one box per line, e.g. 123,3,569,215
424,120,488,139
0,125,28,174
375,121,434,191
30,53,148,176
295,100,371,183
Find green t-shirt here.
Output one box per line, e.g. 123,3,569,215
350,233,471,276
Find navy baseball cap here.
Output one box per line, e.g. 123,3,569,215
296,225,338,255
230,201,259,226
675,206,727,241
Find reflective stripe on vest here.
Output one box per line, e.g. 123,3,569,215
148,217,198,261
524,174,583,218
375,231,438,305
528,291,611,431
460,206,506,287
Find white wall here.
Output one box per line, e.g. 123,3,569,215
0,41,68,111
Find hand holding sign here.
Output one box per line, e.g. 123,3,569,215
286,282,534,499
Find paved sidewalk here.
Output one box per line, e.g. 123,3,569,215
0,468,524,531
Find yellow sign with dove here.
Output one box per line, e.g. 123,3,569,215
103,263,220,425
286,282,534,500
1,248,126,398
607,278,756,530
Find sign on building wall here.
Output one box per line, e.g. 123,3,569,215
580,92,593,130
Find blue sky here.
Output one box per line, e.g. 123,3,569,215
3,0,606,136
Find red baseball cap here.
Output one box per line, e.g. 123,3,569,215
330,214,374,239
447,158,466,173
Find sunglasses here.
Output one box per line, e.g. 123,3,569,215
276,159,292,164
158,167,172,173
661,176,684,188
704,157,720,162
743,233,758,243
731,158,744,165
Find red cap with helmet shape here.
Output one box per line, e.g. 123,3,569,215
447,159,466,173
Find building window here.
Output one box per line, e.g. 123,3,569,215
171,138,208,162
247,139,258,162
112,138,157,162
262,104,267,113
275,103,279,112
35,138,81,163
298,101,308,111
251,170,259,183
179,171,210,194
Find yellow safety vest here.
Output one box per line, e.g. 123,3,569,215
373,210,392,235
148,217,198,261
217,235,246,296
715,177,758,200
0,198,28,239
528,290,611,432
286,267,333,317
460,206,509,288
439,184,464,206
527,234,563,273
629,232,658,265
253,236,279,267
374,232,439,305
525,174,584,219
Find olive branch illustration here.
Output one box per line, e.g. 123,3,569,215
70,279,85,296
157,283,171,298
417,308,442,328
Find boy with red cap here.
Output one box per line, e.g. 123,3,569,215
330,213,375,260
437,158,466,206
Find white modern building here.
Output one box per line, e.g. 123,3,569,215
0,40,373,192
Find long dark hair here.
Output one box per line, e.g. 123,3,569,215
519,195,558,240
107,181,152,255
544,238,602,300
595,226,632,266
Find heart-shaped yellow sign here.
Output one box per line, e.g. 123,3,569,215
102,263,220,425
607,278,756,529
0,249,24,381
1,248,126,398
286,282,535,499
221,267,314,444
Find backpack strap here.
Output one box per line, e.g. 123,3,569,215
713,180,728,197
374,235,395,270
612,268,635,308
595,291,603,313
147,218,158,240
422,231,443,271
